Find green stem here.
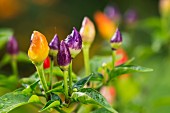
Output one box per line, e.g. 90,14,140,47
69,61,72,95
63,70,69,101
50,57,54,90
83,44,90,76
112,51,116,70
11,56,18,78
35,63,48,93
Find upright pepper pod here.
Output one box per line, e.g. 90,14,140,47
49,34,60,57
57,40,71,71
28,31,49,64
110,28,122,50
7,36,19,55
65,27,82,58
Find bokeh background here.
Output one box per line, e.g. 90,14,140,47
1,0,170,113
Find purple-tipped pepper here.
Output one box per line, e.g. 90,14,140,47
7,36,19,77
49,34,60,89
7,36,19,55
110,28,122,50
49,34,60,57
57,40,71,71
57,40,71,101
124,9,138,25
65,27,82,58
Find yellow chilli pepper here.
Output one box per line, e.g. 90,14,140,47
28,31,49,64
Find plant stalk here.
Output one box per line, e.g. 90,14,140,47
83,44,90,76
35,63,48,93
112,51,116,70
69,60,73,95
50,57,54,89
63,70,69,101
11,55,18,78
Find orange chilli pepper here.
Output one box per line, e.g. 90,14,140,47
94,11,117,40
28,31,49,64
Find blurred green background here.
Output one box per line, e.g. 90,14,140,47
0,0,158,75
1,0,170,113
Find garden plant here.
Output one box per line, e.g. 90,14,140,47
0,16,153,113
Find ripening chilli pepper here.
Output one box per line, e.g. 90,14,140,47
43,56,50,69
57,40,71,71
79,17,96,76
110,28,122,50
49,34,60,57
28,31,49,64
80,17,96,45
28,31,49,93
7,36,19,55
65,27,82,58
94,11,117,40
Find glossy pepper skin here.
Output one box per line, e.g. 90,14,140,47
110,28,122,50
79,17,96,44
49,34,60,57
65,27,82,58
7,36,19,55
43,56,50,69
57,40,71,71
28,31,49,64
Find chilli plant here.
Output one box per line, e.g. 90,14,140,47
0,17,153,113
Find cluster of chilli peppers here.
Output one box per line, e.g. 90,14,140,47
25,16,123,104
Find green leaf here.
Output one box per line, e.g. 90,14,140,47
0,91,32,113
20,77,38,87
111,65,153,78
73,73,93,91
0,28,13,50
90,73,103,81
46,86,63,94
22,80,40,95
0,52,30,69
90,56,112,73
40,101,60,112
53,81,63,88
71,88,118,113
28,95,40,103
138,17,161,31
118,57,135,66
17,52,31,62
91,108,112,113
0,54,11,69
0,75,18,89
40,93,61,112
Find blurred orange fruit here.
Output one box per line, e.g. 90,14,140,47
94,11,117,40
